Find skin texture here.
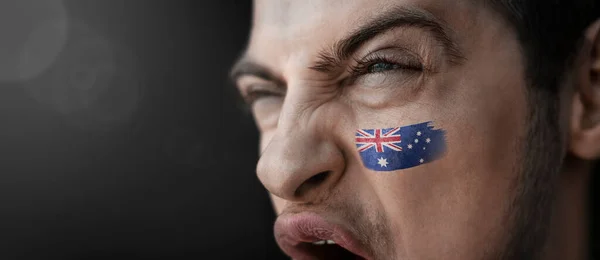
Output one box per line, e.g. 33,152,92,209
231,0,600,259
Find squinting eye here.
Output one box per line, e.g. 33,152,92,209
242,83,285,107
367,62,400,73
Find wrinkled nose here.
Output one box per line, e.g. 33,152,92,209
256,124,346,203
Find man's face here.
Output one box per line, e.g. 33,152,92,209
233,0,551,259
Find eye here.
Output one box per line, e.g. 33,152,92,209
246,89,275,103
241,84,285,107
349,51,423,79
367,62,401,73
242,85,284,131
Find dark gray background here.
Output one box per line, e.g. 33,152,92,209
0,1,284,259
0,1,596,259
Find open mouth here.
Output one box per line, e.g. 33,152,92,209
294,239,366,259
274,212,372,260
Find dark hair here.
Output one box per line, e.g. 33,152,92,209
488,0,599,92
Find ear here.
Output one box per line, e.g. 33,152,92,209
570,19,600,160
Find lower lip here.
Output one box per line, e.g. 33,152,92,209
274,212,370,259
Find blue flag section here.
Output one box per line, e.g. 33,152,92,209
355,122,446,171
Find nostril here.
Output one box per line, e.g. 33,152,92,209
305,171,330,186
294,171,331,198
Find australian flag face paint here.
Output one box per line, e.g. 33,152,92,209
355,122,446,171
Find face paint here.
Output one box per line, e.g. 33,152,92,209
355,121,446,172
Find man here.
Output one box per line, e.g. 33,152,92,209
230,0,599,259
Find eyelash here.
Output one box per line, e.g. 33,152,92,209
348,53,424,77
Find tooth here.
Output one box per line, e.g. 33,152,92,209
326,240,336,244
312,240,326,245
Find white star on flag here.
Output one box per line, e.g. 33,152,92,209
407,144,413,149
377,157,389,167
419,158,425,163
417,131,422,136
426,138,431,143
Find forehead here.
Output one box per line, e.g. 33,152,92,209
253,0,356,26
248,0,483,66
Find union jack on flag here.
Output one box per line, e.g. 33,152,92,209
355,128,403,153
355,122,446,171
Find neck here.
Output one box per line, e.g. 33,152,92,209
543,159,590,260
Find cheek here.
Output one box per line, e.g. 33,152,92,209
253,98,283,132
259,131,276,154
260,131,284,214
370,67,528,257
270,195,287,214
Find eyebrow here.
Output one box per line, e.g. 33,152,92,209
311,6,465,73
229,58,285,87
229,5,465,82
